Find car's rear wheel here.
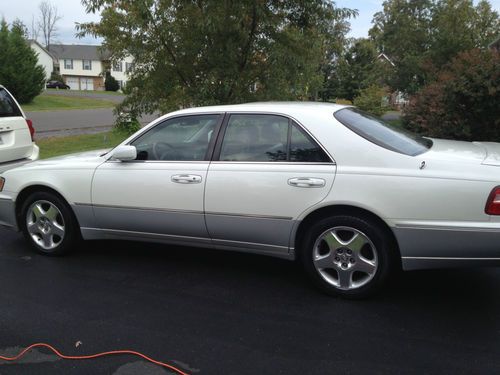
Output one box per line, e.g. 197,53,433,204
301,215,396,299
20,192,79,256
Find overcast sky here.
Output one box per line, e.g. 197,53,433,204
0,0,499,45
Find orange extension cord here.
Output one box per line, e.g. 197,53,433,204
0,342,190,375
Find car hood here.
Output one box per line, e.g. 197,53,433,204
423,138,500,165
8,149,110,171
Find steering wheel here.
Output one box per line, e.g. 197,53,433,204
152,141,176,160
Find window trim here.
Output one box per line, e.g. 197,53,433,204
122,113,225,163
212,112,334,164
64,59,73,70
82,59,92,70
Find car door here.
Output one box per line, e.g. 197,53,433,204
91,113,222,246
204,113,336,256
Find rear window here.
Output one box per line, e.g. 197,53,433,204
0,88,22,117
334,108,431,156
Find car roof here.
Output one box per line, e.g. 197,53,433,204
169,101,351,117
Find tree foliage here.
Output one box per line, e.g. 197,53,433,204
0,19,45,103
353,85,389,116
403,49,500,141
370,0,500,94
327,38,392,101
77,0,356,116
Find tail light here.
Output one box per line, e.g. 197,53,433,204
26,119,35,141
485,186,500,215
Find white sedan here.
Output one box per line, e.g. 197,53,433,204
1,102,500,298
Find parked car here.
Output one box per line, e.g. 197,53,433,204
1,102,500,298
0,85,39,173
46,80,70,89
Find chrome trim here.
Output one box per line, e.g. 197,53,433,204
403,256,500,260
105,160,211,164
211,238,288,250
75,202,293,220
205,211,293,220
75,203,203,215
81,227,210,242
210,161,336,165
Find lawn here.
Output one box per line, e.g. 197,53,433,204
45,89,124,96
37,131,128,159
22,94,116,112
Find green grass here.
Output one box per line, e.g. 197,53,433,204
45,89,124,96
387,119,403,127
22,94,116,112
37,131,128,159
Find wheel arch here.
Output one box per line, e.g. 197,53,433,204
294,204,402,266
15,184,81,231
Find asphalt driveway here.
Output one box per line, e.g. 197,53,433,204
1,227,500,374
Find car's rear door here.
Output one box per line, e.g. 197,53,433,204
0,87,33,163
91,113,223,246
204,113,336,257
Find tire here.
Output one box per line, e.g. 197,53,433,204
301,215,397,299
20,191,79,256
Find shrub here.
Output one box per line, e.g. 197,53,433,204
353,85,389,116
49,71,64,82
403,49,500,141
104,72,120,91
0,20,45,103
114,110,140,135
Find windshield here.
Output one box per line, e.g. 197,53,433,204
334,108,432,156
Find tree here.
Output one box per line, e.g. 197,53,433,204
369,0,500,95
104,72,119,92
353,85,389,116
403,49,500,141
38,0,61,49
327,38,390,101
0,19,45,103
77,0,356,117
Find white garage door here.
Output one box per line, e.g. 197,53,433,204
66,77,79,90
80,78,94,91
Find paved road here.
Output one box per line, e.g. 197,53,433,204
27,109,159,138
1,227,500,374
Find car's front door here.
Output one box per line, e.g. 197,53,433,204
91,113,222,246
204,113,336,257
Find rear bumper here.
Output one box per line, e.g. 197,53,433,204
0,145,39,173
0,197,17,230
394,223,500,270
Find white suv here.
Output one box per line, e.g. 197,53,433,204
0,85,39,172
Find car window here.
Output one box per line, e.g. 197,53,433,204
219,114,331,163
0,88,22,118
334,108,432,156
290,122,331,162
220,114,289,161
130,114,220,161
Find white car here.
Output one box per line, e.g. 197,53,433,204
0,85,39,172
1,102,500,298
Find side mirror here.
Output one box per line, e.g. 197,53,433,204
110,145,137,161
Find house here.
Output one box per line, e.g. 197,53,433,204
32,44,135,91
28,40,57,80
48,44,110,90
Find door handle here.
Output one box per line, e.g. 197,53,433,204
171,174,202,184
288,177,326,188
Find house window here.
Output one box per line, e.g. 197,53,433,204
125,62,134,73
82,60,92,70
64,59,73,69
113,61,122,72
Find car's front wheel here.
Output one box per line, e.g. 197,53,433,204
302,215,396,298
20,191,79,256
